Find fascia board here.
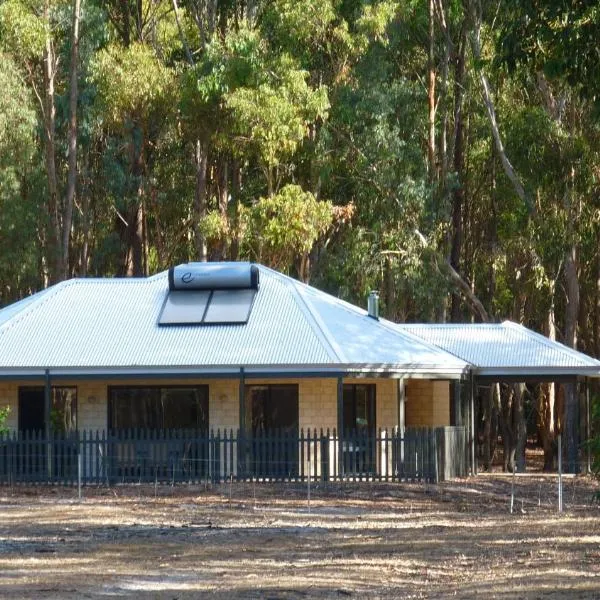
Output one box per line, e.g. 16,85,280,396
502,321,600,367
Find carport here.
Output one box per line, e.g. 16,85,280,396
397,321,600,474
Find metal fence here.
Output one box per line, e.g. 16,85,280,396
0,426,466,486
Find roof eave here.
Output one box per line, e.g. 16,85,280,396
474,366,600,380
0,363,470,380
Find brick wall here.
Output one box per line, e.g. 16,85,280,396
0,375,403,432
405,379,450,427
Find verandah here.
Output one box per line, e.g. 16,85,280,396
0,426,466,485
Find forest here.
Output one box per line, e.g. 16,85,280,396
0,0,599,471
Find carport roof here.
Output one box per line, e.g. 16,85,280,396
397,321,600,379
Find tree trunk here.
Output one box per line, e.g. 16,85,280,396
194,139,208,262
125,200,144,276
467,0,530,212
42,20,61,284
564,242,580,472
427,0,436,183
482,385,494,470
80,184,90,276
435,0,451,187
538,298,557,471
217,156,229,259
450,26,466,321
501,385,515,472
538,382,556,471
595,252,600,358
513,382,527,472
230,159,242,260
62,0,82,281
122,125,145,276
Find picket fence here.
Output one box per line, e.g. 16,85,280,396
0,426,466,485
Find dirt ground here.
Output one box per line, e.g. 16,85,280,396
0,476,599,599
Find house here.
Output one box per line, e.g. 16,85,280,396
0,262,597,483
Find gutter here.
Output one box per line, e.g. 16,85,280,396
0,362,471,380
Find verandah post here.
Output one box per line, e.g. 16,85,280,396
238,367,245,479
397,377,406,473
470,373,476,475
337,376,343,479
586,378,591,474
44,369,52,480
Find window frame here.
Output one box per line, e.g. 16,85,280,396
18,385,78,433
107,384,209,432
342,383,376,436
245,383,299,436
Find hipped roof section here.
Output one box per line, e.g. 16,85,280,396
399,322,600,378
0,264,468,378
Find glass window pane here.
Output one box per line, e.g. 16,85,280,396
18,386,78,433
110,387,208,431
159,290,210,324
343,384,376,434
203,289,256,324
161,388,208,430
51,387,77,433
343,387,355,433
246,384,298,434
110,388,160,429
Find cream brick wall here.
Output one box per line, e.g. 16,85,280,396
299,379,337,432
209,379,238,431
0,375,405,433
405,379,450,427
77,381,108,431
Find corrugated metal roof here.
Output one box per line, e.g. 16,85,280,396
399,321,600,376
0,289,53,327
0,265,468,377
288,272,467,373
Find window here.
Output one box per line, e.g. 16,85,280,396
343,384,376,435
342,384,376,474
18,387,77,433
108,386,209,431
245,385,299,435
244,384,299,478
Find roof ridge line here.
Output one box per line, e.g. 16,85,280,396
502,321,600,366
259,266,347,363
0,280,77,334
262,266,468,368
287,281,348,364
385,320,472,367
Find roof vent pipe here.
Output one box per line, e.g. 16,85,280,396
367,291,380,320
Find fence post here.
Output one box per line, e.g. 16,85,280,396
78,446,82,500
320,430,329,482
558,433,563,513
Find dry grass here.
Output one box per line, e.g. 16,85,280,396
0,476,599,598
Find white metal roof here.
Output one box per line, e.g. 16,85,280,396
399,321,600,378
0,264,468,378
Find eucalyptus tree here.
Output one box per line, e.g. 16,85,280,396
0,53,40,300
89,4,178,275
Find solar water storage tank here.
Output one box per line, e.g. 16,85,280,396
168,262,259,291
160,262,259,325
